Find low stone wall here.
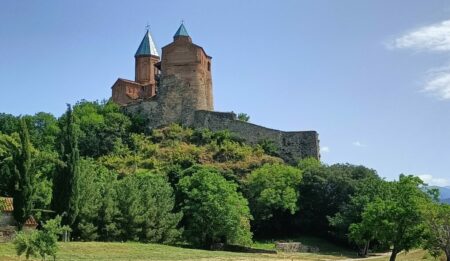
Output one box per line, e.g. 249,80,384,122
192,110,320,163
211,243,277,254
275,242,320,253
0,226,16,243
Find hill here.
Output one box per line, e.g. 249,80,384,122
425,186,450,203
442,198,450,204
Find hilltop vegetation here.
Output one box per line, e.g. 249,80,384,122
0,100,449,261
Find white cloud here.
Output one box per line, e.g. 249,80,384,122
422,66,450,100
388,19,450,100
352,141,365,147
418,174,450,187
390,20,450,52
320,146,330,153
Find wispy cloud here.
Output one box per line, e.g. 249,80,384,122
352,141,365,147
422,66,450,100
388,19,450,100
320,146,330,153
418,174,450,187
389,20,450,52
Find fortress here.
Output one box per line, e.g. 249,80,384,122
111,24,320,163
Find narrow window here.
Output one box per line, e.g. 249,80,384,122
207,62,211,71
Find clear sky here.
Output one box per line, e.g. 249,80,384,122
1,0,449,185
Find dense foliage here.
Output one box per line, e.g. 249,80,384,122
178,166,252,248
14,216,70,260
0,100,447,261
244,163,302,236
11,119,34,230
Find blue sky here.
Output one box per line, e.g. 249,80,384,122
0,0,449,185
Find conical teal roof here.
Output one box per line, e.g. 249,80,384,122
174,24,189,38
135,30,159,57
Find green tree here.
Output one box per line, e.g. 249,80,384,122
0,113,19,134
113,173,181,243
297,159,378,238
75,159,116,240
237,113,250,122
12,118,34,230
349,175,430,261
71,100,131,158
0,132,20,196
328,176,386,255
177,166,252,248
52,105,81,228
23,112,60,152
245,163,302,236
137,173,182,243
14,215,70,261
422,203,450,261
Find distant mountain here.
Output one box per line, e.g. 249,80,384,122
428,186,450,199
423,186,450,204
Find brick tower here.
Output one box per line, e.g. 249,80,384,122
111,29,160,105
160,23,214,112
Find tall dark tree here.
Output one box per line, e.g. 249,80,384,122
12,118,34,230
52,105,81,227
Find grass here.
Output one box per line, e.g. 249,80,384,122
0,238,442,261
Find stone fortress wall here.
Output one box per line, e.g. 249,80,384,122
192,110,320,163
125,102,320,163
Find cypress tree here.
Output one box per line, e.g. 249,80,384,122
52,105,81,227
13,118,34,230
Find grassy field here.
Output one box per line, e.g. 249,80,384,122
0,240,439,261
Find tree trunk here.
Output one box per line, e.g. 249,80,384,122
445,249,450,261
389,248,398,261
363,241,370,257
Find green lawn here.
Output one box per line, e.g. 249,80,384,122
0,240,439,261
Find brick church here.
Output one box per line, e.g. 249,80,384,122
110,24,320,163
111,23,213,111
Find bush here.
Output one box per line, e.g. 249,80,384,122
14,216,70,261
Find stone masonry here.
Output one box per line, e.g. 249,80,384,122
111,24,320,163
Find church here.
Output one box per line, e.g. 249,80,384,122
111,24,320,163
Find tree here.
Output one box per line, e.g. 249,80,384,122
349,175,430,261
113,172,182,243
244,163,302,236
237,113,250,122
297,159,378,238
177,166,252,248
52,105,81,228
136,173,182,243
71,100,131,158
75,159,114,240
0,113,19,134
12,118,34,230
0,133,20,196
329,176,386,255
422,203,450,261
23,112,60,152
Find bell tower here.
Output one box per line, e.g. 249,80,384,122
135,29,160,86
